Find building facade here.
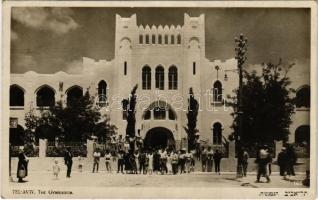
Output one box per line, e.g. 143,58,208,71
10,13,310,150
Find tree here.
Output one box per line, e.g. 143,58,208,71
229,59,295,143
25,89,117,143
122,84,138,152
184,88,199,151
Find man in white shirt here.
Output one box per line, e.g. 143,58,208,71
92,148,101,173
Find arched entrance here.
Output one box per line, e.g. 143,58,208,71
144,127,175,150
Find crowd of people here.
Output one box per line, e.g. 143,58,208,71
14,142,299,184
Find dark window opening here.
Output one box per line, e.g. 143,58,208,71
10,85,24,106
142,66,151,90
213,122,222,145
155,66,164,90
36,86,55,107
193,62,196,75
168,66,178,90
124,61,127,75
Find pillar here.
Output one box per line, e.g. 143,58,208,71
228,141,236,158
275,140,283,158
87,139,96,159
39,139,47,158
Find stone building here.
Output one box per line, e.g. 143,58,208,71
9,13,310,150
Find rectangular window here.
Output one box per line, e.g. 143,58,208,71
124,62,127,75
139,35,143,44
193,62,196,75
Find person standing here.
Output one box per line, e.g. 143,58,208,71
17,147,28,182
213,149,222,175
134,150,140,174
201,147,207,172
92,148,101,173
153,150,161,173
139,150,147,174
277,147,287,177
105,150,112,173
242,149,249,177
255,146,271,183
52,159,60,179
166,152,173,175
179,149,186,174
206,147,214,172
286,145,297,176
117,150,125,174
171,150,179,175
64,147,73,178
147,151,154,175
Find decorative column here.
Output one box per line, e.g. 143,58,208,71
39,139,47,158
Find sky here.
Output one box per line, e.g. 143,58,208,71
10,7,310,74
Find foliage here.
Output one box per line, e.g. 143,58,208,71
123,84,138,138
25,89,117,143
228,59,295,143
184,88,199,151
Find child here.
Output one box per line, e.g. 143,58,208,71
53,159,60,179
78,156,83,172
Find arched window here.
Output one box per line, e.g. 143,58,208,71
98,81,107,107
177,34,181,44
154,107,166,120
295,125,310,144
155,66,164,90
213,122,222,145
10,85,24,106
171,35,175,44
152,34,156,44
145,34,150,44
36,85,55,107
164,35,168,44
158,35,162,44
296,86,310,108
213,81,223,103
144,110,151,120
66,86,83,107
139,34,143,44
168,66,178,90
142,66,151,90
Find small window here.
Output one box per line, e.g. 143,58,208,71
171,35,175,44
124,62,127,75
158,35,162,44
193,62,196,75
152,35,156,44
139,35,143,44
145,35,150,44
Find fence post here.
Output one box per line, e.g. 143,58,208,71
275,140,283,158
228,141,236,158
39,139,47,158
87,139,95,159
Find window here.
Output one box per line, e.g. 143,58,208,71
36,85,55,107
168,109,176,120
177,34,181,44
164,35,168,44
213,122,222,145
193,62,196,75
154,107,166,120
144,110,151,120
66,86,83,107
168,66,178,90
295,125,310,144
124,61,127,75
152,34,156,44
296,86,310,108
145,35,150,44
171,35,175,44
10,85,24,106
98,81,107,107
158,35,162,44
142,66,151,90
139,35,143,44
155,66,164,90
213,81,223,103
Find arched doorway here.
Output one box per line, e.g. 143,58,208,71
295,125,310,144
144,127,175,150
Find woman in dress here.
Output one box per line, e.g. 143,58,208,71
147,151,154,175
17,147,28,182
166,152,173,175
